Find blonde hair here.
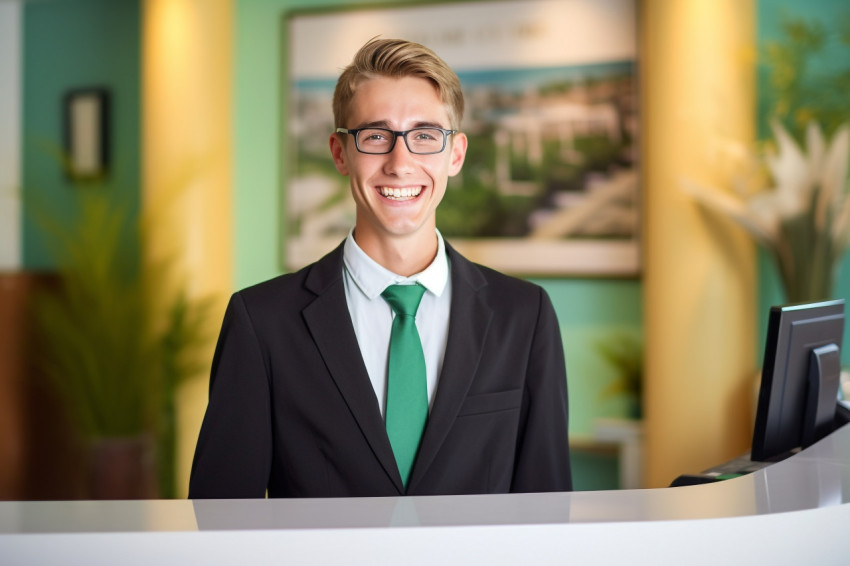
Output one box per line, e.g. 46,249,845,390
332,37,464,130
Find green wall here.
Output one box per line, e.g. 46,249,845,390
755,0,850,362
23,0,141,269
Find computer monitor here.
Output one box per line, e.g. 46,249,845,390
751,299,846,462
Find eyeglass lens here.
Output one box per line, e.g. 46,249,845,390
356,128,447,154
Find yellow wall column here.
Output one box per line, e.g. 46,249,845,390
642,0,756,487
143,0,233,497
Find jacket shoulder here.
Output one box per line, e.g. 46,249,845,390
236,244,345,310
449,245,545,302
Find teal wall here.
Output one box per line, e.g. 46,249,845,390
534,278,642,437
22,0,141,269
755,0,850,363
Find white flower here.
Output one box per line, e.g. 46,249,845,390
681,120,850,302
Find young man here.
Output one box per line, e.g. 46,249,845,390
189,38,572,498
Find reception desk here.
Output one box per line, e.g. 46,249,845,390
2,424,849,565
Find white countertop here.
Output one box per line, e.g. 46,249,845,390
2,424,849,565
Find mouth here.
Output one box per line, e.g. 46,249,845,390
378,186,423,201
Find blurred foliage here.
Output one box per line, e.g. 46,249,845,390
30,184,215,498
436,132,630,238
438,181,505,237
596,328,643,419
683,119,850,303
761,11,850,141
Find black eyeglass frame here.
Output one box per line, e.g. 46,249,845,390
335,127,457,155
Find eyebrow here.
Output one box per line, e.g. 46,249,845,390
354,120,448,130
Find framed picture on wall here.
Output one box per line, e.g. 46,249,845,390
284,0,639,277
63,87,110,182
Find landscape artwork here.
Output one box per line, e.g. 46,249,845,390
285,0,638,276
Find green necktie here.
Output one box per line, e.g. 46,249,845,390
381,283,428,489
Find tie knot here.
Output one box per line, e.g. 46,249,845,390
381,284,426,317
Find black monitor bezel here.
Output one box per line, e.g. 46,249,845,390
751,299,845,462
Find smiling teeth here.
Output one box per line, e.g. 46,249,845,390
380,186,422,200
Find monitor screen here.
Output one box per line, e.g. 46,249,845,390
751,299,845,462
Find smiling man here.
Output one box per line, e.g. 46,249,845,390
189,38,572,498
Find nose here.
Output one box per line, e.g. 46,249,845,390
382,133,416,175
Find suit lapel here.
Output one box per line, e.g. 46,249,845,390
301,244,404,493
408,246,493,491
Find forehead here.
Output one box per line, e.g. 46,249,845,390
347,75,450,127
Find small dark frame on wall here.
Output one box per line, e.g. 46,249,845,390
63,87,110,182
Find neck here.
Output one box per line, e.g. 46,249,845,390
354,228,438,277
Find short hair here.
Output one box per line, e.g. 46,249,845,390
332,37,465,130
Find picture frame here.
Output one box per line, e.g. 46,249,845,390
63,87,110,182
284,0,639,277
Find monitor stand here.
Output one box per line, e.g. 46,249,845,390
802,343,841,448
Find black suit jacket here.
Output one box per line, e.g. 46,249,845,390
189,242,571,498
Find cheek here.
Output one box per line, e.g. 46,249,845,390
432,161,454,183
351,163,379,185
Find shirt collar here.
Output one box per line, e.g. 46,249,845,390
343,229,449,300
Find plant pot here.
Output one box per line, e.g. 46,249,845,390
88,435,158,500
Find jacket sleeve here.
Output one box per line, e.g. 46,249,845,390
510,287,573,492
188,293,272,499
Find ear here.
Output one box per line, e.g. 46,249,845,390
447,132,468,177
329,133,349,176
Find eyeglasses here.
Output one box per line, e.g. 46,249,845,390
335,127,457,155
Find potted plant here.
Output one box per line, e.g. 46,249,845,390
682,119,850,303
31,186,213,499
683,14,850,303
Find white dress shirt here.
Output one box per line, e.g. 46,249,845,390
342,229,452,417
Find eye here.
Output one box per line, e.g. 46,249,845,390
363,130,389,141
412,129,439,141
